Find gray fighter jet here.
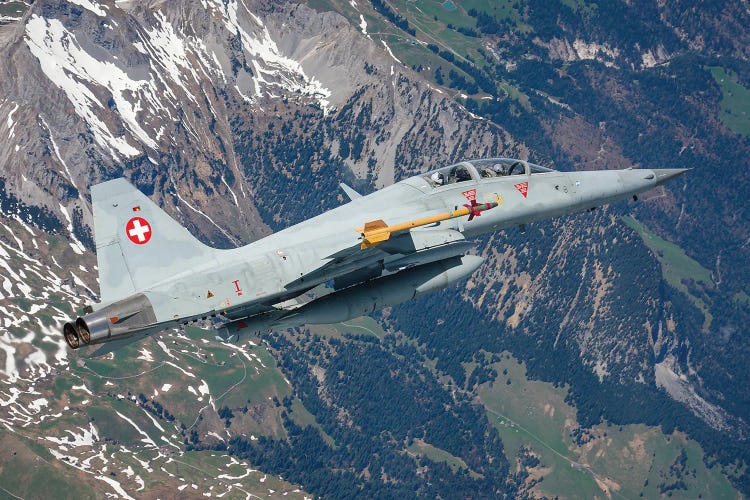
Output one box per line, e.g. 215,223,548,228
63,159,686,356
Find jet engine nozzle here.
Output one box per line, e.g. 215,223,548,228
62,312,112,349
63,322,80,349
75,317,91,343
75,311,111,345
61,293,158,350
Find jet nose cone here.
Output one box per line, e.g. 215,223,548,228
653,168,689,186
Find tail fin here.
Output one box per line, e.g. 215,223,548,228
92,178,216,302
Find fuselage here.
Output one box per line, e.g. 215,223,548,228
143,161,677,323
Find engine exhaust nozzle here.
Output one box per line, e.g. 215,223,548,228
75,317,92,344
63,322,80,349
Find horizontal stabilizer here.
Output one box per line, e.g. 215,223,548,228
362,231,391,248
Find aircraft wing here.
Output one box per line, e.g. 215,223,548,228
285,228,470,290
285,244,387,288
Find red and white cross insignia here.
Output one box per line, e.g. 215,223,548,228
462,189,477,202
126,217,152,245
514,182,528,198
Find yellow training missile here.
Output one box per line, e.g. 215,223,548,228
357,200,498,249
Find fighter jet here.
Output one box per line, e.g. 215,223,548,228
63,158,686,356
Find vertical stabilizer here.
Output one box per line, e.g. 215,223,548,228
92,179,217,302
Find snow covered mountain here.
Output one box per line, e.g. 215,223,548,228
1,0,748,497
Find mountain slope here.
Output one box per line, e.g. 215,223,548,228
0,0,748,497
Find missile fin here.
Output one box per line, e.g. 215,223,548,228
361,231,391,249
362,219,388,232
359,219,391,248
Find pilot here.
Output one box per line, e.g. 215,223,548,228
452,167,472,182
492,163,508,176
430,171,444,186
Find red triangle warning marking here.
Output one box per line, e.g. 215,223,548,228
514,182,528,198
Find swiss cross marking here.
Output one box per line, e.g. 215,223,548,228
514,182,528,198
126,217,152,244
461,189,477,202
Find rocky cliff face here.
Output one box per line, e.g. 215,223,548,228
0,0,515,245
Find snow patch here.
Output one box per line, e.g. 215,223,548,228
72,383,93,395
96,474,136,500
6,102,19,138
46,423,99,447
381,40,402,64
57,204,86,255
221,176,239,207
25,16,142,159
156,340,176,359
137,348,154,362
67,0,107,16
0,340,18,381
28,398,48,413
141,406,166,433
165,360,195,378
209,0,331,113
133,11,201,108
115,410,158,448
198,379,210,397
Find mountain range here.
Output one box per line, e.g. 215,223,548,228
0,0,748,497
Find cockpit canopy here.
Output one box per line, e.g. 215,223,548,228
423,158,555,187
